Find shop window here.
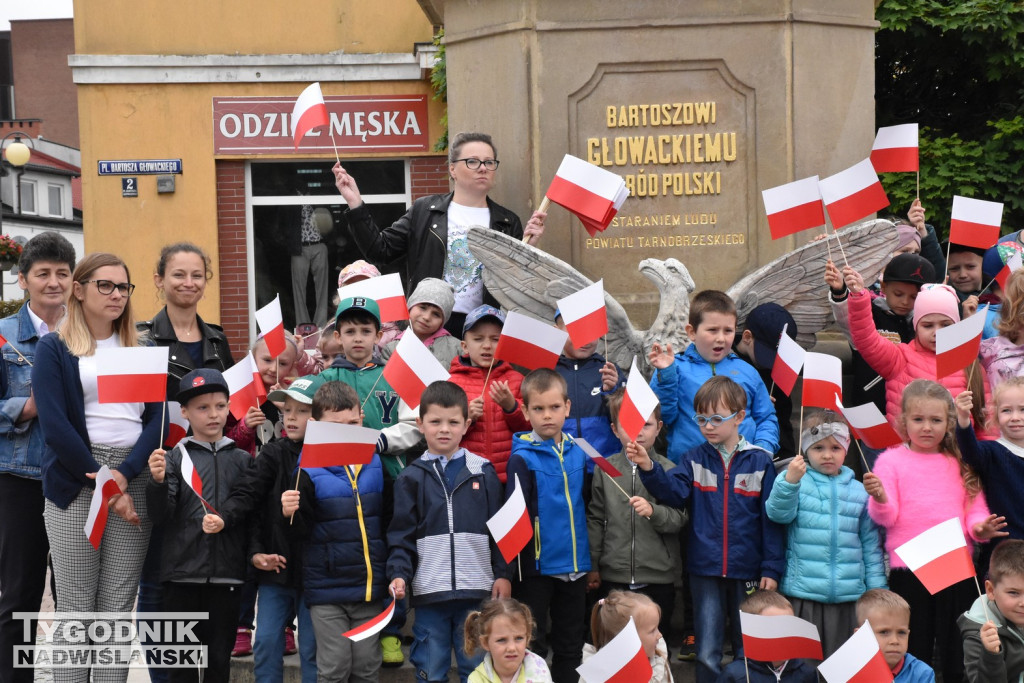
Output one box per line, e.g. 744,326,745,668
249,160,410,330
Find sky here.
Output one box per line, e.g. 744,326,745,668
0,0,73,30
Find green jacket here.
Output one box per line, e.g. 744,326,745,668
587,448,686,585
960,594,1024,683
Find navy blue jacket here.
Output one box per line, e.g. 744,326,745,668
33,333,166,508
0,304,47,478
556,354,625,463
716,658,817,682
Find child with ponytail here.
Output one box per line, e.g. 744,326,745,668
584,590,672,683
464,598,551,683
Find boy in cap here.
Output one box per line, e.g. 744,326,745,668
381,277,461,368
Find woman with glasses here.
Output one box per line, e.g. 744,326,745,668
333,131,547,336
32,253,166,683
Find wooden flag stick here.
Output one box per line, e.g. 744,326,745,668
744,655,751,683
523,196,551,243
360,373,385,410
290,467,302,526
944,240,952,285
855,439,872,475
606,474,632,502
833,226,851,269
822,225,834,263
974,575,993,623
159,401,167,451
3,341,32,367
798,402,806,456
479,358,496,400
967,361,977,389
329,131,342,166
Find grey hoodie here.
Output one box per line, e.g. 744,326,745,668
959,593,1024,683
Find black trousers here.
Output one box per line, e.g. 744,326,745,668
163,582,242,683
0,474,50,683
514,574,587,683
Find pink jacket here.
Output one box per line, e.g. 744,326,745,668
848,289,989,431
867,444,990,568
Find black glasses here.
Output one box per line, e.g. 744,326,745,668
82,279,135,297
452,158,500,171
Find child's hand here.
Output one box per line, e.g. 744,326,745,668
491,578,511,599
955,391,974,428
252,553,287,573
974,514,1009,541
626,441,653,472
908,199,927,234
648,342,674,370
842,266,865,294
863,473,887,503
202,514,224,534
962,295,979,318
489,381,516,412
629,496,654,519
468,396,484,423
824,260,845,293
785,453,806,484
759,577,778,591
149,449,166,483
586,571,602,591
282,490,300,518
389,578,406,600
244,406,267,430
600,362,619,391
981,621,1002,654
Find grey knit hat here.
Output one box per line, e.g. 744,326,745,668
408,277,455,323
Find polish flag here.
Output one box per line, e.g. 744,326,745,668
936,305,988,379
994,250,1023,291
576,437,622,478
224,353,267,421
617,357,659,442
343,595,396,642
802,352,843,410
487,474,534,564
556,281,608,348
96,346,169,404
894,517,975,594
949,196,1003,250
817,620,893,683
291,82,330,148
818,159,889,229
870,124,919,173
164,401,189,448
771,324,805,396
336,272,409,323
739,612,824,662
762,176,826,239
0,332,7,347
300,421,380,468
495,311,568,370
575,617,653,683
835,397,902,450
177,445,204,498
546,154,628,234
254,295,287,358
84,466,124,550
382,333,450,410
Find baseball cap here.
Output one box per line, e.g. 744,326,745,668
267,375,325,405
882,253,934,287
744,303,797,369
176,368,230,405
463,305,506,334
335,296,381,326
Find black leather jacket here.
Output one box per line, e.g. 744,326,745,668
137,308,236,401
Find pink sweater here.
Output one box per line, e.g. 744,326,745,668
867,444,990,569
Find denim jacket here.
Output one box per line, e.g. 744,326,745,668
0,305,46,478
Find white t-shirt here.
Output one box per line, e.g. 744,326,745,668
78,335,145,448
443,201,491,314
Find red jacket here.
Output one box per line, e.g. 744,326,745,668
448,356,530,482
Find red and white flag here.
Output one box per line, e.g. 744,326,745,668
950,196,1003,250
84,466,123,550
300,421,380,468
870,124,919,173
739,612,824,662
255,295,287,358
546,154,628,236
894,517,975,594
224,353,267,421
802,352,843,410
576,617,653,683
817,620,893,683
486,474,534,564
771,323,805,396
556,281,608,348
291,82,330,148
177,444,204,499
495,311,568,370
936,305,988,379
164,401,189,448
994,250,1024,291
618,357,658,442
382,333,450,410
576,437,622,478
762,176,826,239
818,159,889,229
96,346,169,404
336,272,409,323
835,397,902,450
343,595,396,642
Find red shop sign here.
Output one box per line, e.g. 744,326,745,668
212,94,429,155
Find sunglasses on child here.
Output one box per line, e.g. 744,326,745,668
691,411,739,427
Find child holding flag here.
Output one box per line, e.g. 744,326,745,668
959,539,1024,683
146,369,254,683
864,379,1006,683
381,277,461,368
584,591,672,683
856,589,935,683
716,590,817,683
980,268,1024,389
765,409,886,657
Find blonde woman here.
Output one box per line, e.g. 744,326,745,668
33,253,166,683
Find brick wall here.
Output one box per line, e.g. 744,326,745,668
410,156,450,196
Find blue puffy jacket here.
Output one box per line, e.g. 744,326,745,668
765,465,886,603
556,354,625,464
650,345,779,462
638,440,784,581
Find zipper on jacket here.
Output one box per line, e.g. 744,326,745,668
344,466,374,602
721,453,729,577
554,439,579,572
630,464,636,585
572,363,582,435
533,517,541,570
829,476,838,603
431,461,459,592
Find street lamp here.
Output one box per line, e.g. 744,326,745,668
0,132,33,299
